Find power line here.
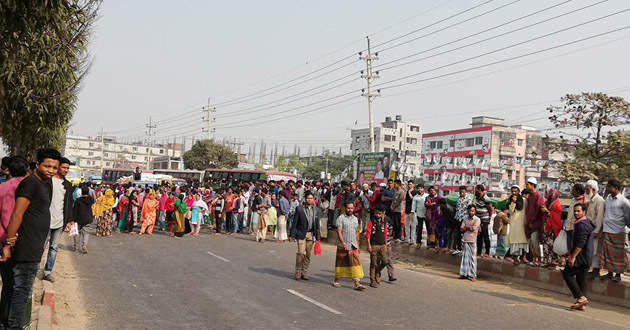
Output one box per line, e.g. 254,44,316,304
375,0,597,71
376,24,630,91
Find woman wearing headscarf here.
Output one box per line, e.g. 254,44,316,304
165,191,176,235
542,188,562,269
190,194,209,236
140,191,160,235
184,193,195,234
174,194,188,237
128,190,140,234
95,189,115,237
116,191,129,233
506,185,528,265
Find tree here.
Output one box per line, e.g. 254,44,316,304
275,154,304,174
547,93,630,184
183,139,238,170
301,154,355,181
0,0,100,159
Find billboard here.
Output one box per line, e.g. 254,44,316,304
357,152,391,186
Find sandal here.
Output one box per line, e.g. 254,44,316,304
354,285,366,291
571,298,588,310
332,282,341,288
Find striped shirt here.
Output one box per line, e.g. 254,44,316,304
337,213,359,250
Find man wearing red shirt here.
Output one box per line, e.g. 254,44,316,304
224,187,235,233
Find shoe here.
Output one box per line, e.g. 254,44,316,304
294,272,301,280
587,270,599,279
599,272,613,280
82,246,88,254
452,250,460,255
388,277,397,282
42,274,55,283
612,275,621,282
301,274,309,281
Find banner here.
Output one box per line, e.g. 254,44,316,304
357,152,391,186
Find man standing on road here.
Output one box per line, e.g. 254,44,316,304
525,178,544,266
403,180,416,244
333,201,365,291
599,180,630,282
390,179,404,242
43,157,73,283
561,203,594,311
452,186,471,254
367,204,389,288
585,180,606,278
381,179,395,221
474,185,492,257
290,191,321,281
411,185,428,246
1,148,60,330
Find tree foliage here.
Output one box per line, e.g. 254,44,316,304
547,93,630,184
275,154,304,174
301,154,355,181
0,0,100,159
183,139,238,170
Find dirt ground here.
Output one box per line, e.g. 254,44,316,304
48,235,90,330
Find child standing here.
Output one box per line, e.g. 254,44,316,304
493,206,510,259
460,205,481,282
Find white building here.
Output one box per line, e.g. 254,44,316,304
63,135,184,176
350,115,422,168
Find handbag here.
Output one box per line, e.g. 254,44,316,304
553,229,568,256
185,209,192,220
314,240,322,255
69,223,79,236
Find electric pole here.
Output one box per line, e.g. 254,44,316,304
146,117,156,169
360,36,380,153
203,97,216,140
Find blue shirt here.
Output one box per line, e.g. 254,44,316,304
278,197,291,216
381,188,395,210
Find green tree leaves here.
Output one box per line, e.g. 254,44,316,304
183,139,238,170
0,0,100,159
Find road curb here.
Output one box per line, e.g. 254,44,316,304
37,280,55,330
324,229,630,308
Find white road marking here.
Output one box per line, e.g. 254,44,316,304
206,251,230,262
286,289,342,315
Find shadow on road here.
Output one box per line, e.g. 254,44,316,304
248,267,331,285
472,290,570,310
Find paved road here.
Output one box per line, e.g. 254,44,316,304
68,227,630,330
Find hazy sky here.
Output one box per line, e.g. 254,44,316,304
71,0,630,154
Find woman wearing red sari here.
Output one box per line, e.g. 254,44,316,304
140,191,160,235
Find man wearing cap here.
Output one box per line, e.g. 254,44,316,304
585,180,606,278
525,177,544,266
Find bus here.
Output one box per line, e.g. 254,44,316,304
101,168,153,184
152,169,204,183
66,165,83,185
203,168,296,188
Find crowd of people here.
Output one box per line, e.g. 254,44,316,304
0,150,629,329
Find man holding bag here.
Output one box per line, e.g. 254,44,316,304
290,191,321,281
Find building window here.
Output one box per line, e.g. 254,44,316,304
409,125,420,132
429,141,443,149
355,136,360,142
89,143,94,147
132,147,137,151
517,156,523,163
384,135,396,142
405,150,417,157
466,138,474,147
517,139,524,146
131,155,136,160
119,145,123,150
437,141,443,149
105,162,110,166
160,149,164,154
384,148,391,152
88,151,94,156
146,148,149,152
475,137,483,145
104,143,110,149
355,149,359,154
104,152,109,157
406,137,418,144
450,140,455,147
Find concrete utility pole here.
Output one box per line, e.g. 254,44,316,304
99,127,104,174
360,36,380,153
146,117,156,169
203,97,216,141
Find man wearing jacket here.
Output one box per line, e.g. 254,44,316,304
561,203,594,311
43,157,74,282
69,186,94,253
290,191,321,281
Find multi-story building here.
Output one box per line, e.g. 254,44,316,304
421,116,553,197
350,115,422,171
63,135,184,176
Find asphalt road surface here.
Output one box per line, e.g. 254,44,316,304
68,227,630,330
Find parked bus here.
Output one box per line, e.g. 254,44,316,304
203,168,296,188
152,169,203,183
102,168,153,184
66,165,83,185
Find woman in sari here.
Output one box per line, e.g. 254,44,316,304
184,193,195,234
140,191,160,235
173,194,188,237
95,189,115,237
116,191,129,233
165,191,176,235
542,188,562,269
190,194,209,236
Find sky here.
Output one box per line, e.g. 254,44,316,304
70,0,630,155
